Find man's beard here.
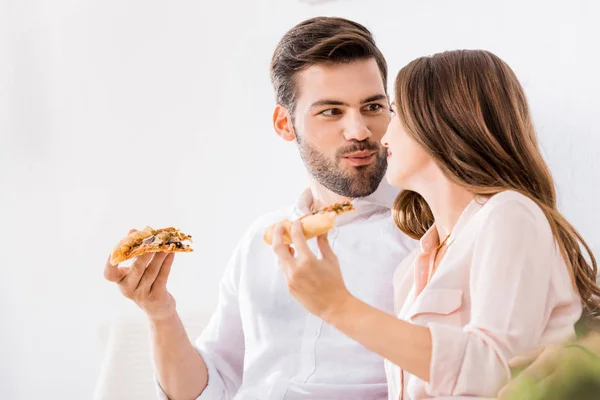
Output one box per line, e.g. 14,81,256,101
296,134,388,198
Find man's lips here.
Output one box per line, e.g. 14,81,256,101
343,150,376,166
387,150,392,159
344,150,375,158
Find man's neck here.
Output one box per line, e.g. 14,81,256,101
308,176,352,211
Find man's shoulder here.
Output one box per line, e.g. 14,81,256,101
237,205,296,248
249,205,295,232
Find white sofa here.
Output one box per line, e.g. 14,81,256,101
94,311,212,400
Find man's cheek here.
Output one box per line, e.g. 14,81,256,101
376,122,391,138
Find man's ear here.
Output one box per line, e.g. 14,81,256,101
273,104,296,142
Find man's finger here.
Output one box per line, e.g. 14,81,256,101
514,346,557,384
104,256,126,283
104,229,137,283
137,252,169,292
501,346,559,399
152,252,175,291
316,234,334,261
497,375,537,400
539,371,558,391
290,220,313,258
509,346,545,369
123,252,153,287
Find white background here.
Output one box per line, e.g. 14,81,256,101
1,0,599,398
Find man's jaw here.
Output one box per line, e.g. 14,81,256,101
307,175,353,211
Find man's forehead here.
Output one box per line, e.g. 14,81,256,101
295,59,385,104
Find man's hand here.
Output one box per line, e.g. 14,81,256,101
104,229,177,323
499,332,600,399
271,220,352,322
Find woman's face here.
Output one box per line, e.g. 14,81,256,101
381,107,435,190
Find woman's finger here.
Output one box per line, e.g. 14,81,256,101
290,220,313,259
272,223,295,266
316,234,335,261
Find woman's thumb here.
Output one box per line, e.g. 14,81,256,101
317,234,335,261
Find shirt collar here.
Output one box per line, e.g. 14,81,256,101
295,181,399,216
419,224,440,252
296,188,315,215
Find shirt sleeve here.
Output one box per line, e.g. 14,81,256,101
426,199,575,397
155,232,249,399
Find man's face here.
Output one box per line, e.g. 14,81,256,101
292,59,391,198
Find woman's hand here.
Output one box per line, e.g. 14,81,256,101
271,220,353,321
272,220,433,381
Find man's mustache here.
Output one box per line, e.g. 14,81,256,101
336,141,383,157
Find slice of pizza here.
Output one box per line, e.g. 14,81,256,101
110,226,193,265
263,202,355,245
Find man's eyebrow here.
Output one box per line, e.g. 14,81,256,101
310,99,349,108
360,94,388,104
310,94,388,109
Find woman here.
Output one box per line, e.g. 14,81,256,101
271,49,600,399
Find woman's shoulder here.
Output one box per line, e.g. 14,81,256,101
481,190,547,223
475,190,554,242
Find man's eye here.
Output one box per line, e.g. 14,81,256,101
365,104,383,112
321,109,342,116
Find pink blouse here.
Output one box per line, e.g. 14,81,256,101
385,190,582,399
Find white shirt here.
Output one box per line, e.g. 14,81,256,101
156,182,417,399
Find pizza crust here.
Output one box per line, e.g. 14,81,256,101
263,202,355,245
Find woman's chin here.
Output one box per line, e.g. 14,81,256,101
385,171,404,189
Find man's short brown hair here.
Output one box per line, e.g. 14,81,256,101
270,17,388,118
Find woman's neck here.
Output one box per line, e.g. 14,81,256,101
417,178,475,241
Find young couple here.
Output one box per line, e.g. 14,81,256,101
104,17,600,399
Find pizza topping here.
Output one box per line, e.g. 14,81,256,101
142,236,155,245
311,201,355,215
130,230,192,252
166,239,185,248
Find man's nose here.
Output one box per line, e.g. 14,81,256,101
343,111,371,142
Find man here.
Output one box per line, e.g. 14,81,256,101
104,17,416,400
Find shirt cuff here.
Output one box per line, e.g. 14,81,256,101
153,349,226,399
426,322,469,395
154,376,170,400
196,349,226,399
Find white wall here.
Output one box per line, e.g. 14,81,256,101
1,0,599,398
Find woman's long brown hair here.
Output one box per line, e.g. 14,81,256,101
392,49,600,319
